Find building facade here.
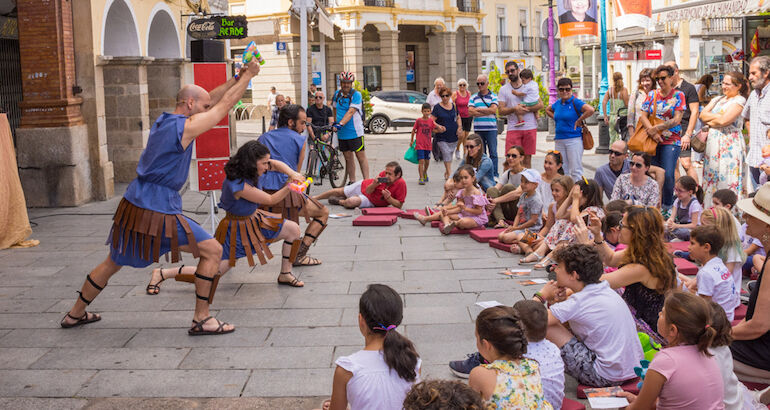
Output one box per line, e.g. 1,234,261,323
231,0,484,103
478,0,548,75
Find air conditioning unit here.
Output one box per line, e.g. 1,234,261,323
568,66,579,74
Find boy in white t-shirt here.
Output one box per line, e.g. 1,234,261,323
534,244,643,387
688,225,740,320
511,69,540,126
514,300,565,408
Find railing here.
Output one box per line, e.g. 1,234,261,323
482,35,491,52
497,35,512,52
363,0,395,6
456,0,480,12
518,36,540,53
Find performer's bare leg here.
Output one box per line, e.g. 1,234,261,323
295,199,329,266
314,187,346,201
60,256,122,326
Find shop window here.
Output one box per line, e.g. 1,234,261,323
363,66,382,91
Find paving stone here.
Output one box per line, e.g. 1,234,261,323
348,279,461,294
404,323,477,345
404,268,502,281
0,347,50,369
417,341,478,365
403,250,492,260
451,258,512,270
162,294,287,310
0,298,59,313
341,305,469,326
78,370,250,397
330,345,360,363
404,292,478,307
242,368,333,397
421,363,456,380
0,328,138,348
217,308,343,327
238,281,350,296
0,313,78,329
0,369,96,397
266,326,361,347
353,259,453,272
300,267,403,283
0,286,33,298
0,398,88,410
179,346,333,369
281,293,360,309
460,278,526,292
14,285,134,300
126,328,270,348
81,311,214,329
46,297,171,313
29,347,189,370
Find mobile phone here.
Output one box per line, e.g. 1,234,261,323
582,214,590,226
377,177,389,183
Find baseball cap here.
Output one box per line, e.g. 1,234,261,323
520,168,541,184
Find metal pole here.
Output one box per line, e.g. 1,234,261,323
599,0,608,107
579,45,585,98
320,32,327,96
299,0,309,108
547,0,557,105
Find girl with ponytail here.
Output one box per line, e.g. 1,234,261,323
468,306,553,409
329,284,420,410
621,291,725,409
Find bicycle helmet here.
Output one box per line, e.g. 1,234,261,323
340,71,355,82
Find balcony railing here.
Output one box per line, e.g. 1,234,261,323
497,35,512,52
363,0,394,6
482,35,491,52
457,0,480,12
518,36,540,53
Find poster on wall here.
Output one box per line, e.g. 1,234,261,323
406,50,415,83
557,0,598,37
311,47,322,87
613,0,651,30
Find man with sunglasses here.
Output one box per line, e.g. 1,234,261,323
469,74,500,177
306,91,334,142
498,61,544,168
594,141,666,201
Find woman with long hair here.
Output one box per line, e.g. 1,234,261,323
602,72,629,144
695,74,715,105
586,206,677,344
627,68,656,137
700,71,749,206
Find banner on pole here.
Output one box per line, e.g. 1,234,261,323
613,0,651,30
558,0,598,37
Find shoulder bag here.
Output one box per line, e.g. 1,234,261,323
691,96,723,153
628,92,661,155
572,99,594,150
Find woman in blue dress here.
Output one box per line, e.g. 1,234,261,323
145,141,307,296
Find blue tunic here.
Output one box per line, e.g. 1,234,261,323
257,127,305,190
109,112,212,268
218,177,282,261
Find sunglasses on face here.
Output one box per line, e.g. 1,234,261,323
315,96,323,99
656,76,669,82
465,144,478,149
609,150,626,157
459,84,467,87
631,162,645,168
506,154,519,158
558,87,571,92
441,94,451,98
477,82,486,86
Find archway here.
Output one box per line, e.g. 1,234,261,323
147,8,180,58
102,0,140,56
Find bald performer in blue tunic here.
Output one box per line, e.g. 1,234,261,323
59,61,263,335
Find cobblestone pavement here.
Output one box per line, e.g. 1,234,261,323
0,124,609,408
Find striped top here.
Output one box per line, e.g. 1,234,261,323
471,90,498,131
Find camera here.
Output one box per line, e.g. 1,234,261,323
377,177,389,183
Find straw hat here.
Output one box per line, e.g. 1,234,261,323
737,183,770,226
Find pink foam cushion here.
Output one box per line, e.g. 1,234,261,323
666,241,690,253
438,222,485,234
577,378,640,399
470,228,505,243
734,304,748,321
352,215,397,226
361,207,403,216
674,257,697,276
489,239,513,253
561,398,586,410
400,209,428,219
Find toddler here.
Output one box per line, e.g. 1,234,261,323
403,380,483,410
759,144,770,185
410,103,443,185
499,169,544,254
468,306,553,409
511,69,540,126
330,284,421,410
665,176,703,241
416,165,489,234
688,225,740,320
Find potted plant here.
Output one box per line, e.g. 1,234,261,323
585,97,600,125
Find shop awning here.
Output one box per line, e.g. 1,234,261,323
654,0,767,21
317,8,334,38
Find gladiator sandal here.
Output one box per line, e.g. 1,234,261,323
192,271,222,304
60,274,104,328
293,219,326,266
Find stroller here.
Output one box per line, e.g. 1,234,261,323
615,106,629,142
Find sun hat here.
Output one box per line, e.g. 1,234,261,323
520,168,541,185
737,183,770,226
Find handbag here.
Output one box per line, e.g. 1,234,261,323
572,99,594,150
691,96,722,153
404,142,419,164
628,93,661,155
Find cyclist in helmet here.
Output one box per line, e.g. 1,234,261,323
332,71,370,183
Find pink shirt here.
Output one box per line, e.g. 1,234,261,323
650,345,725,410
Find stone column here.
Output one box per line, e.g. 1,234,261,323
436,31,458,87
466,31,482,83
341,29,363,78
101,57,153,183
16,0,92,206
147,59,185,121
379,30,400,91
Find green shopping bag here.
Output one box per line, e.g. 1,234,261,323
404,142,418,164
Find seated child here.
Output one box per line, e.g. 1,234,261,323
498,169,544,254
665,176,703,241
468,306,553,409
620,291,725,409
330,284,421,410
605,199,630,214
535,244,643,387
416,165,489,234
403,380,484,410
511,69,540,126
687,225,740,320
759,144,770,185
513,300,565,408
700,207,746,297
433,172,463,209
707,301,753,410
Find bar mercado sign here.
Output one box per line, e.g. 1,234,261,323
187,15,247,40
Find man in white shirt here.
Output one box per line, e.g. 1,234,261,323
743,56,770,189
267,86,278,108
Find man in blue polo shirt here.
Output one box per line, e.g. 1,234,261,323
332,71,370,183
469,74,500,177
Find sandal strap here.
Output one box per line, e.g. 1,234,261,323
66,312,86,321
194,272,214,282
175,265,185,276
86,274,104,291
283,240,294,246
196,293,210,302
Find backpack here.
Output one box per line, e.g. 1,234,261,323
333,90,365,126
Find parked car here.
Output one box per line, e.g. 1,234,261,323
366,90,427,134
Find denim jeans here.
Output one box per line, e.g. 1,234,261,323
750,166,761,191
554,137,584,181
476,130,499,177
651,144,681,208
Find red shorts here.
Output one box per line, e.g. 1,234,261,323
505,129,537,155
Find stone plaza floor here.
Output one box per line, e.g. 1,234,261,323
0,124,609,408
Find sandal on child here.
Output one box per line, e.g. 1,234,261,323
60,311,101,328
415,213,427,226
494,220,509,229
518,253,542,265
534,256,554,270
441,222,456,235
188,316,235,336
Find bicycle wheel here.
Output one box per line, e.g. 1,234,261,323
306,149,320,181
327,149,347,188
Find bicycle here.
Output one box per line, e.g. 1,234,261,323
305,125,347,189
